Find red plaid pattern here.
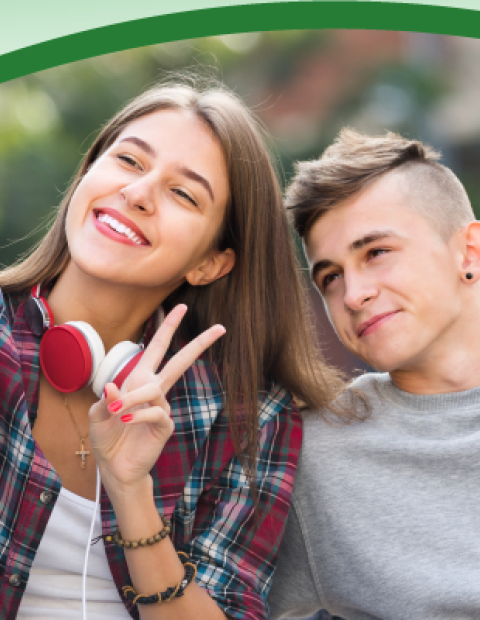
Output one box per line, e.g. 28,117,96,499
0,289,302,619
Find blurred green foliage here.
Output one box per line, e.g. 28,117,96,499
0,30,479,267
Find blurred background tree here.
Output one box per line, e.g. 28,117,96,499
1,30,479,374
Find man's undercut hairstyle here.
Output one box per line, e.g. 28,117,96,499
286,128,475,241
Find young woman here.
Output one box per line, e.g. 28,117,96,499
0,78,344,620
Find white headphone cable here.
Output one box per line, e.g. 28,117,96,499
82,464,101,620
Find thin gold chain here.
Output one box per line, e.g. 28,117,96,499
63,396,89,442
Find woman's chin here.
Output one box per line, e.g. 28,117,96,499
67,250,129,285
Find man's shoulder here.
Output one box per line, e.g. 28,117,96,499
302,371,389,428
345,369,391,396
292,373,393,514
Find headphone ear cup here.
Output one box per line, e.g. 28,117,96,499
25,294,54,336
39,321,105,393
92,341,143,399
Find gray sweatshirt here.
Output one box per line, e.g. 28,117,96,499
268,373,480,620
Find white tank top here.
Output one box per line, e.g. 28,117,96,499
17,487,131,619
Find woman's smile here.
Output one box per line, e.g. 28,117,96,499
93,208,150,247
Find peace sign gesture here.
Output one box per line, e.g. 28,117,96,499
88,304,225,491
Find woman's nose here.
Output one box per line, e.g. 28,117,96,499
120,175,158,215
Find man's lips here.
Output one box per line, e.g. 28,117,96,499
93,208,150,246
357,311,400,338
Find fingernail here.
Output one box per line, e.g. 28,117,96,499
103,387,107,399
108,400,122,413
121,414,133,423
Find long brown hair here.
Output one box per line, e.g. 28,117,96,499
0,76,346,502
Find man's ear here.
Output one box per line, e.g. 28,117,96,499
459,222,480,282
186,248,236,286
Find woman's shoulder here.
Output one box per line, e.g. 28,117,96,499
0,288,31,377
0,288,37,373
256,377,299,427
0,287,29,325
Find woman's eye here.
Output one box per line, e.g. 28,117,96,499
173,188,198,207
117,154,142,169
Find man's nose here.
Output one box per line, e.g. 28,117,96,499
343,271,378,312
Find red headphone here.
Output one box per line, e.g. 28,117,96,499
26,285,144,397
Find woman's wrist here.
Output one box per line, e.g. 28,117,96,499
111,487,165,542
102,473,156,513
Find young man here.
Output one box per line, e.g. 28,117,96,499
268,129,480,620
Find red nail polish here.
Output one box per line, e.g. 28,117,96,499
121,414,133,423
108,400,122,413
103,387,107,399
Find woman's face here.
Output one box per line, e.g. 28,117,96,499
66,108,232,298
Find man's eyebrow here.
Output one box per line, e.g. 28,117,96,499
349,230,400,252
118,136,156,157
176,166,215,202
311,259,334,282
310,230,401,281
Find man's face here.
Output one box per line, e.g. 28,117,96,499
305,172,463,374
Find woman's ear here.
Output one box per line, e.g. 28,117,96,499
186,248,236,286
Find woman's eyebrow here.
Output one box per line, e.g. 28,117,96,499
176,166,215,202
116,138,215,202
118,136,156,157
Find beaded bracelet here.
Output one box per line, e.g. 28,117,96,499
92,515,171,549
122,551,197,605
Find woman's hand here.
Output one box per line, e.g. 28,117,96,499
88,304,225,494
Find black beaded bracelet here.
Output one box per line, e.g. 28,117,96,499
122,551,197,605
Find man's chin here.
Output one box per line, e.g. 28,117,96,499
344,334,413,373
355,352,403,374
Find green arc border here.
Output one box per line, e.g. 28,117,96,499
1,1,479,84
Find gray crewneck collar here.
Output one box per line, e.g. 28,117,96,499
371,373,480,412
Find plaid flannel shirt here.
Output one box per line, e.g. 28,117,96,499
0,289,302,620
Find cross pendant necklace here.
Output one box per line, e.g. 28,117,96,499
76,438,91,469
63,397,90,469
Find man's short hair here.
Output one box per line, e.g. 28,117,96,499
286,128,474,241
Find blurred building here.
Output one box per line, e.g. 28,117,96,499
239,30,480,376
2,30,480,376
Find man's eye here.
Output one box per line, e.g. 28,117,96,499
368,247,388,259
173,188,198,207
322,272,341,290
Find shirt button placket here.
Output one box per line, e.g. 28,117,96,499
9,574,22,587
40,491,53,504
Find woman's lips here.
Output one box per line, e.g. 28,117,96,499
92,208,150,246
357,311,400,338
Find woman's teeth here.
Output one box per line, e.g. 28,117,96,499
97,213,143,245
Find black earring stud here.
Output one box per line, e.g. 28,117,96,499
466,272,473,280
